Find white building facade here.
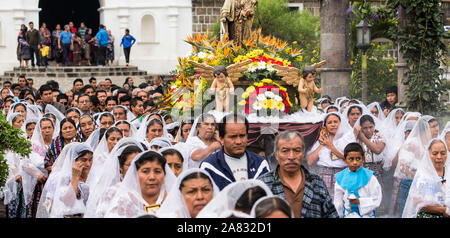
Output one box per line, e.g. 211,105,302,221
0,0,193,75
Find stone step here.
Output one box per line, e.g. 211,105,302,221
11,66,139,73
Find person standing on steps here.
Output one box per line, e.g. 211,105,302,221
120,29,136,67
95,25,109,66
26,22,40,67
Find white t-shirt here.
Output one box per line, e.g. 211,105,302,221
224,153,248,182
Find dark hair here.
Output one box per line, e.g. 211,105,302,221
81,85,95,94
12,102,26,113
105,127,123,139
386,86,398,95
65,107,81,116
89,77,97,83
19,89,33,99
347,105,362,117
253,197,293,218
135,151,166,172
179,171,212,190
26,121,37,128
139,83,148,89
143,100,155,109
325,105,339,113
320,98,332,105
213,65,228,77
100,113,115,124
161,148,184,163
59,118,77,138
96,89,107,97
359,114,375,126
130,97,143,108
344,142,365,159
73,78,84,86
323,113,341,127
218,113,249,138
118,145,143,168
39,84,52,95
348,99,360,105
235,186,268,214
146,118,163,133
46,80,59,90
119,95,132,104
380,100,392,110
77,93,91,103
12,114,24,124
57,93,68,102
106,96,117,105
75,150,93,161
302,65,316,79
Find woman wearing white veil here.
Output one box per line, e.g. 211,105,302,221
160,147,188,177
97,150,177,218
157,168,219,218
441,121,450,150
36,142,94,218
84,138,144,218
6,112,26,133
184,113,221,169
44,104,65,123
135,117,170,147
394,115,435,216
90,127,123,174
306,112,352,198
137,113,172,141
379,108,405,141
196,179,273,218
112,104,136,122
114,120,138,138
367,102,386,121
402,138,449,218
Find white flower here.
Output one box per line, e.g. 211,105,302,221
264,91,275,99
252,102,262,110
171,85,178,89
257,61,266,70
274,95,282,102
256,94,267,102
198,52,207,59
208,54,214,59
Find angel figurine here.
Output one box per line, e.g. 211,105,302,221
188,59,252,112
298,65,323,112
272,60,326,112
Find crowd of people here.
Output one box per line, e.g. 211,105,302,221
17,21,136,68
0,75,449,218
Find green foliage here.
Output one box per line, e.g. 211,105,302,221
0,113,32,188
386,0,449,115
350,42,398,102
254,0,320,65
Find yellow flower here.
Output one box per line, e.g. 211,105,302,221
311,58,315,63
389,69,393,72
261,78,273,84
350,60,354,65
238,100,247,106
387,54,391,58
293,41,297,44
279,86,287,92
254,82,264,88
246,86,256,93
312,50,316,54
297,56,303,62
277,101,284,110
242,92,250,99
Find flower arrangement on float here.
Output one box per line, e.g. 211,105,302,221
164,28,318,117
238,78,293,116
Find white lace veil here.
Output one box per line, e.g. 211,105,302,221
440,121,450,140
196,179,273,218
402,138,449,217
6,112,26,132
250,195,295,218
98,150,177,218
148,137,172,150
84,138,145,218
160,146,189,174
44,104,65,122
36,142,93,218
112,105,136,121
94,111,115,127
379,108,405,141
367,102,386,121
31,117,58,157
341,104,371,129
186,113,218,140
157,168,219,218
135,117,169,144
85,128,102,151
394,115,434,180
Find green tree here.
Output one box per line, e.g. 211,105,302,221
0,113,31,188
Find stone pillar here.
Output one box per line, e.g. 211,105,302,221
319,0,351,100
395,6,410,107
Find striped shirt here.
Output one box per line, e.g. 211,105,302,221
258,165,339,218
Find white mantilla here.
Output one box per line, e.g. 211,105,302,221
0,0,192,75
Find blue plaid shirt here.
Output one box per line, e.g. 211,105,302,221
258,165,338,218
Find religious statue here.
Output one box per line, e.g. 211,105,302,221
188,59,252,112
220,0,258,45
272,60,326,112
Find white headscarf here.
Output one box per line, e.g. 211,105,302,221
197,179,273,218
148,137,172,150
341,104,371,129
98,150,177,218
84,138,145,218
440,121,450,141
20,152,48,206
36,142,93,218
394,116,435,180
402,138,449,217
157,168,219,218
2,151,23,206
160,146,189,175
6,112,26,132
85,128,102,151
44,104,65,123
367,102,386,121
135,117,170,144
379,108,405,141
112,105,136,121
31,117,58,158
94,111,115,128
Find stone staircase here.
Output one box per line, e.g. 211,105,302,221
0,66,154,92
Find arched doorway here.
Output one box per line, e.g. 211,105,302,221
38,0,100,32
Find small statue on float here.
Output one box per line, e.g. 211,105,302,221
272,60,326,112
188,59,252,112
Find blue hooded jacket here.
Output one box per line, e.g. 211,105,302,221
200,147,270,191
